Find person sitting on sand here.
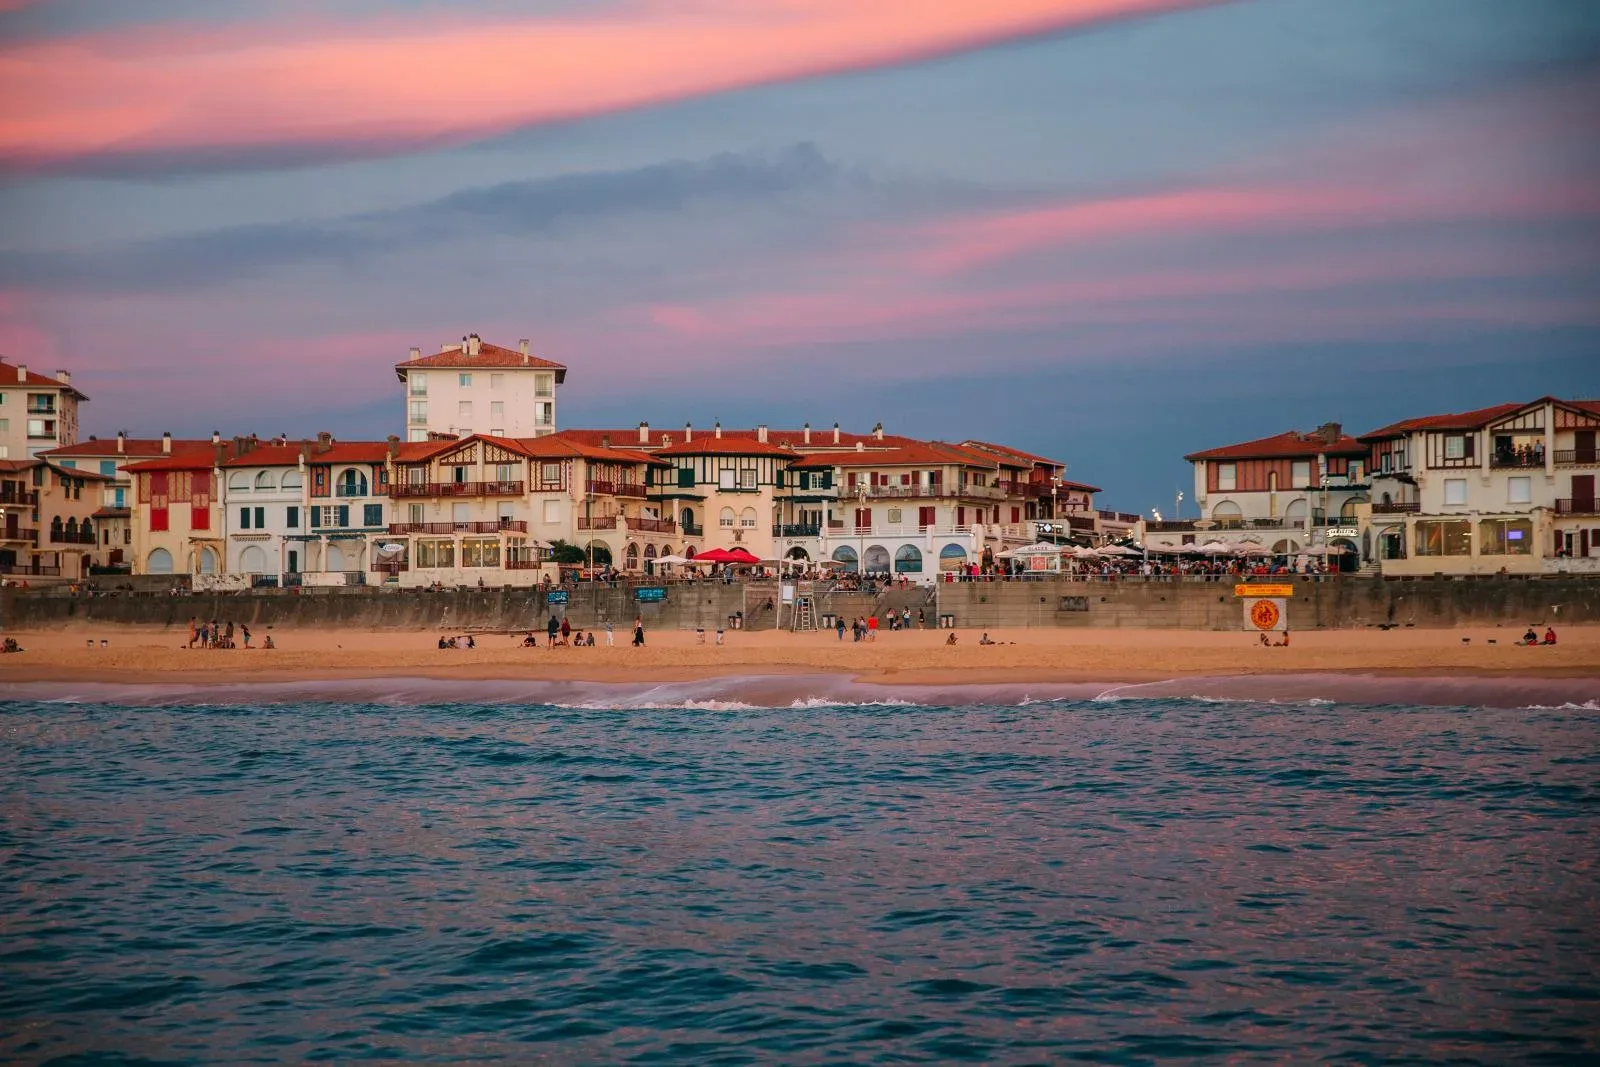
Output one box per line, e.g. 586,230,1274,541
1275,631,1291,647
585,631,596,647
1,637,22,653
466,635,476,650
1260,632,1271,647
1523,627,1539,645
438,635,449,649
262,635,275,650
946,632,958,646
979,632,995,645
523,631,537,647
1544,626,1557,646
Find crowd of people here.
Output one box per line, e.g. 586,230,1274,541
186,617,272,649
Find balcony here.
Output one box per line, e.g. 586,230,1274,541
0,562,59,576
681,523,703,538
389,480,524,498
1554,449,1598,467
1555,498,1600,515
1371,501,1421,515
1490,452,1545,469
0,489,38,507
0,527,39,542
773,523,822,538
26,403,56,415
1066,515,1096,532
49,529,97,545
586,479,649,498
1097,509,1140,524
371,561,408,575
388,520,528,535
625,516,676,533
335,485,372,497
577,515,617,531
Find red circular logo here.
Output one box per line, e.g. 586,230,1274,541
1250,599,1281,630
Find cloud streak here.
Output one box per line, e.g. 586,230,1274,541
0,0,1221,172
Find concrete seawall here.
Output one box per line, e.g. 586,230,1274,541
933,576,1600,630
5,576,1596,633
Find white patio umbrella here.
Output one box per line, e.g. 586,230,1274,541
1096,544,1141,556
1198,541,1233,555
655,554,691,566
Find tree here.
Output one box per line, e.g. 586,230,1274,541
546,539,587,565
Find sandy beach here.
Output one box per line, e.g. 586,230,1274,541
3,622,1596,688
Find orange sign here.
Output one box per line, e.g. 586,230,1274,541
1248,599,1282,631
1235,583,1294,598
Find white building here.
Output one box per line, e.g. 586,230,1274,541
395,334,566,443
1358,397,1600,575
0,358,86,460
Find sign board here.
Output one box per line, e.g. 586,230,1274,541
545,589,569,605
1235,583,1294,598
634,587,667,603
1243,597,1288,632
1326,526,1360,538
780,583,795,604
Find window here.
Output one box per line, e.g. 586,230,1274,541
490,373,504,390
461,538,500,567
720,507,735,527
1216,463,1236,491
409,400,428,424
407,503,424,524
363,504,383,527
1415,519,1471,556
114,488,125,508
1292,460,1311,486
281,470,302,490
0,420,7,433
540,462,561,486
491,401,504,420
1507,477,1531,505
27,418,54,438
543,499,560,524
409,373,427,396
228,471,250,491
100,460,116,476
1443,478,1468,506
255,471,275,490
287,506,300,528
739,467,757,490
458,401,472,420
719,469,736,490
458,373,472,387
253,506,265,528
1480,518,1532,556
536,374,554,398
337,468,368,496
238,507,252,529
677,467,693,488
415,539,455,568
494,463,516,483
740,508,757,528
1444,435,1465,460
536,402,553,427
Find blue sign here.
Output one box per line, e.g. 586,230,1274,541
634,587,667,603
546,590,569,605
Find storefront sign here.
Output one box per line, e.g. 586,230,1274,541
1326,526,1360,538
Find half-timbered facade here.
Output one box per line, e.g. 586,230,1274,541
127,442,229,577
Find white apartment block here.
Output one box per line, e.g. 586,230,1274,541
395,334,565,443
0,359,85,460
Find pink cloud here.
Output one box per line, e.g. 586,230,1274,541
0,0,1218,169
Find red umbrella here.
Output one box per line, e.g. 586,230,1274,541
697,547,760,565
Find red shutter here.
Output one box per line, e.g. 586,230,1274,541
150,472,170,532
919,506,935,529
1011,506,1021,524
1581,529,1590,557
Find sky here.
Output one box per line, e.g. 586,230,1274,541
1,0,1597,514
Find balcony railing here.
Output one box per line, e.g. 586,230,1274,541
389,480,525,498
504,557,544,569
585,479,650,498
49,529,97,544
1371,501,1421,514
1555,498,1600,515
577,516,617,531
26,403,56,415
1147,518,1301,532
0,527,39,542
371,561,409,574
0,562,58,576
387,520,528,535
1554,449,1598,467
774,523,822,537
1097,509,1140,524
1490,452,1545,469
1066,515,1096,531
681,523,703,537
335,485,372,497
625,516,676,533
0,489,38,506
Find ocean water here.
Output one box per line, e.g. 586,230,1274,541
3,689,1598,1064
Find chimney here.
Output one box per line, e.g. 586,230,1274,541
316,431,334,454
601,434,611,448
803,422,811,445
519,339,530,356
685,421,693,443
116,431,125,454
639,421,649,444
214,441,227,466
833,422,840,445
56,369,70,386
16,364,26,382
757,424,768,443
211,430,221,445
662,434,672,446
1320,422,1342,445
408,346,421,361
467,333,481,357
873,422,884,441
715,421,722,439
162,432,172,454
387,434,400,460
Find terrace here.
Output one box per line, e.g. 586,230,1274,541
389,480,525,498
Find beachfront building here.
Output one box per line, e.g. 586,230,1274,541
520,434,671,573
783,442,1014,580
1357,398,1600,575
650,427,794,563
1170,423,1371,567
125,440,232,577
395,334,566,443
0,359,86,460
39,433,214,572
0,457,113,579
302,438,392,583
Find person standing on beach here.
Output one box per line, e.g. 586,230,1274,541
632,616,645,647
604,620,614,646
187,617,198,649
560,616,572,645
547,615,560,646
836,616,846,641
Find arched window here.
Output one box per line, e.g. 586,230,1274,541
239,545,267,573
281,470,304,491
198,547,219,574
1283,499,1308,523
740,507,757,528
1211,500,1243,525
50,516,63,538
147,548,174,574
79,519,92,542
337,468,368,497
863,545,891,573
720,507,735,528
681,507,695,531
939,543,968,572
625,542,640,569
831,545,859,573
255,471,277,490
894,544,923,572
228,471,250,491
1340,495,1368,520
643,543,657,561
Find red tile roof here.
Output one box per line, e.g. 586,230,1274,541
220,443,306,468
1184,429,1368,462
0,458,39,474
789,443,1001,469
309,442,392,465
41,437,213,459
654,436,796,458
0,360,88,399
396,340,566,382
959,439,1062,468
123,444,227,473
560,426,918,451
92,506,131,520
43,460,113,481
1358,403,1526,441
502,434,665,466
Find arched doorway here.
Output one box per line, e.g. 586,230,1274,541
338,468,368,497
147,548,174,574
831,545,859,573
786,547,810,560
681,507,695,531
1271,538,1302,555
587,541,613,566
894,545,923,573
643,543,657,575
1330,537,1360,572
326,544,345,572
863,545,891,574
239,545,267,574
198,547,219,574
